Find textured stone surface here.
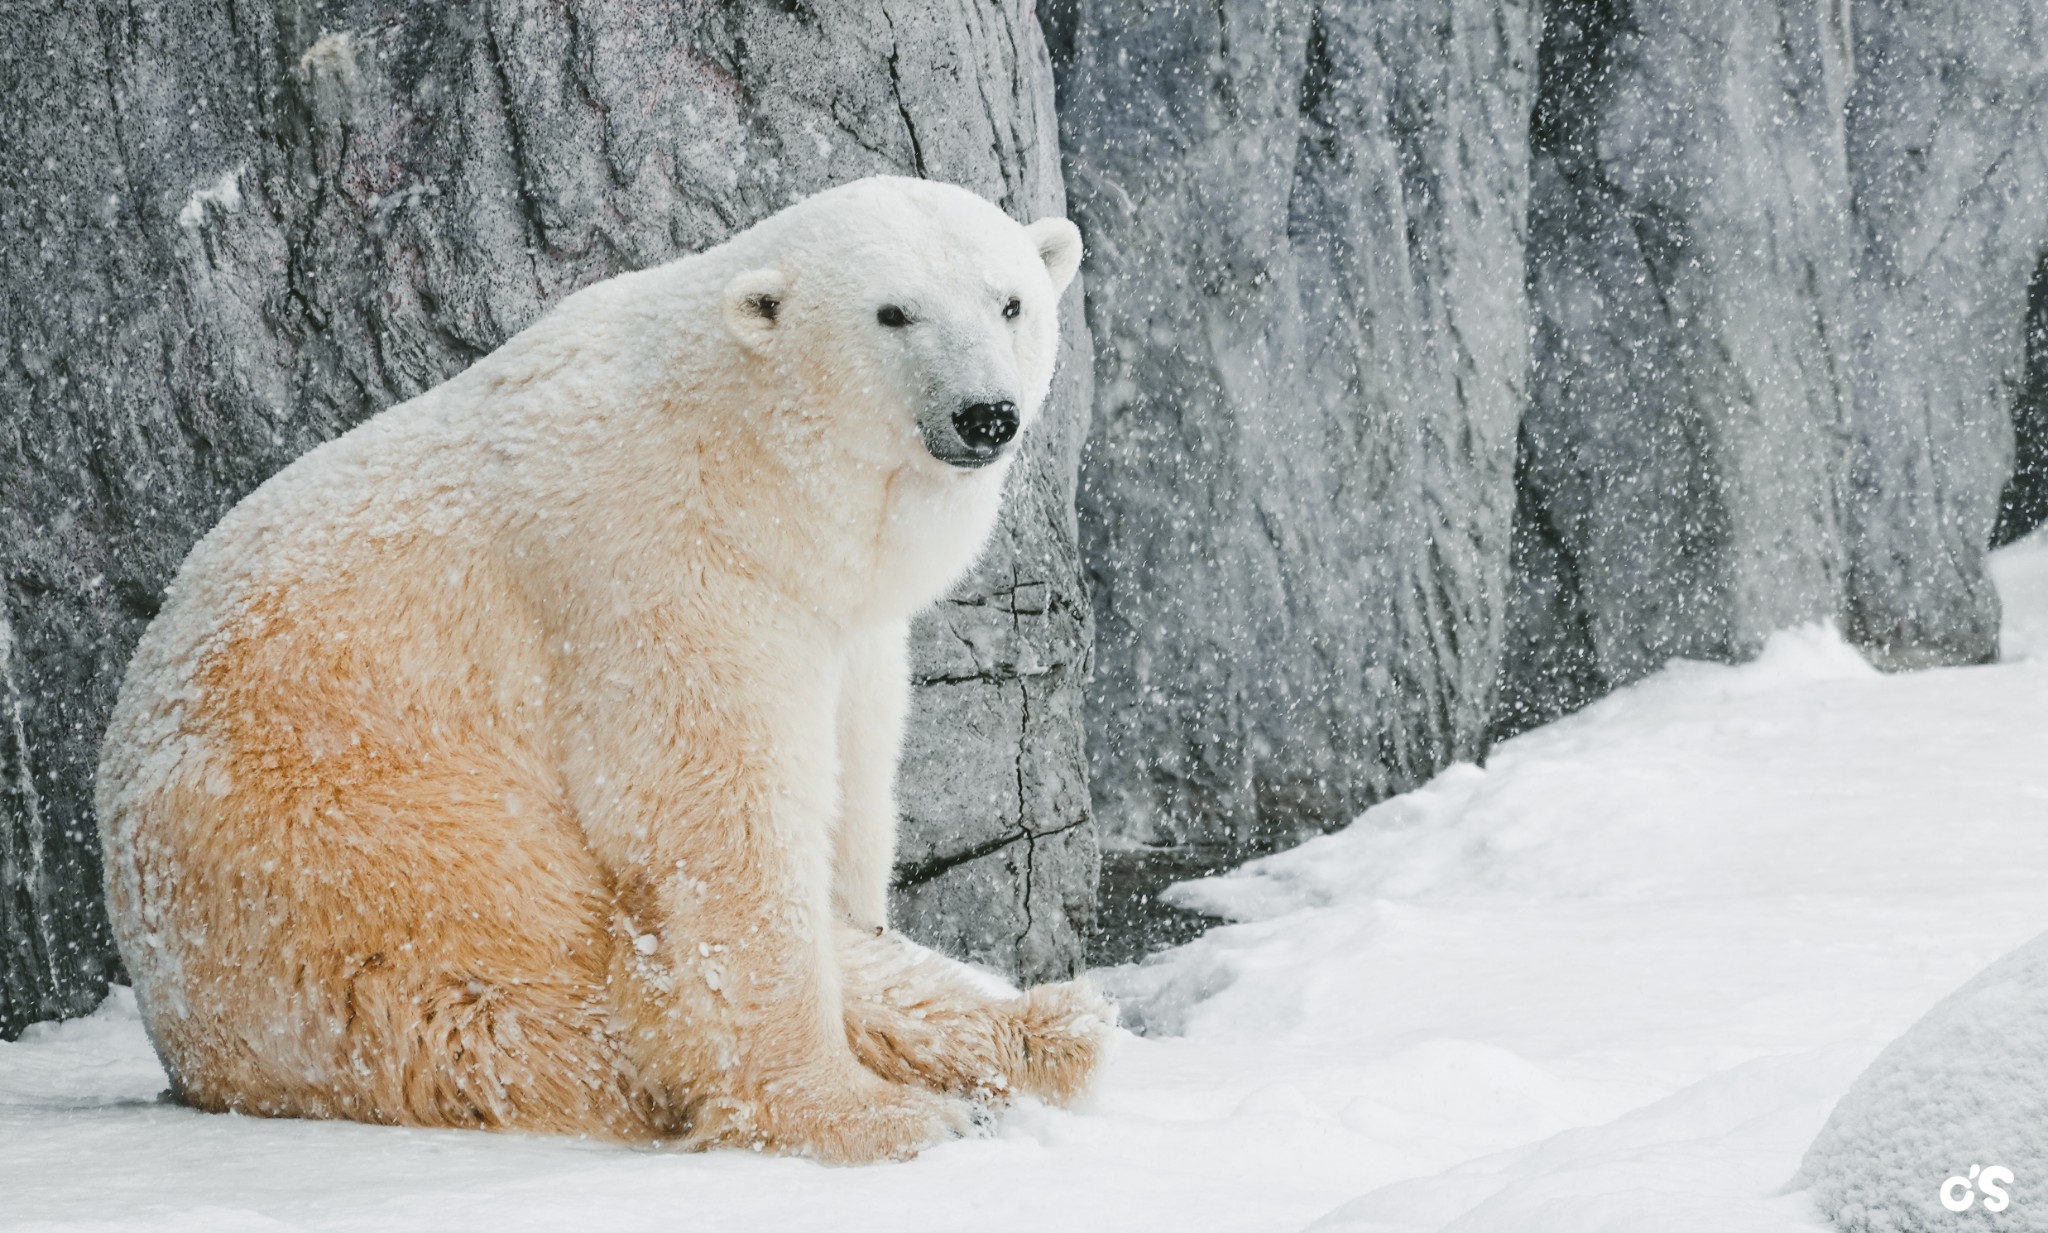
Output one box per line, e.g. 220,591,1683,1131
1992,263,2048,549
1501,0,1860,733
0,0,1094,1036
1843,0,2048,666
1503,0,2048,731
1048,0,1541,851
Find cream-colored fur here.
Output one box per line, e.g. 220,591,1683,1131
95,178,1109,1163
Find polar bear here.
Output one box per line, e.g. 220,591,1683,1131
95,176,1109,1163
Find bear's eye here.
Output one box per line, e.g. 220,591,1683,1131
1003,297,1022,320
876,304,911,328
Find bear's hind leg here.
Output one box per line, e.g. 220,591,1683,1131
339,961,659,1139
838,924,1113,1106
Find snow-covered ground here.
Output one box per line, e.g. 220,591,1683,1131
8,532,2048,1233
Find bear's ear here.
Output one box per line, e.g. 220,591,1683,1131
1026,218,1083,296
722,268,789,352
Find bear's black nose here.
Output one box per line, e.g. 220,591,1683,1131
953,401,1019,456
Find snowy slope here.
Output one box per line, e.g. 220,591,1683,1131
7,531,2048,1232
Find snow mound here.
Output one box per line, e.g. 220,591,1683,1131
1308,1049,1863,1233
1798,931,2048,1233
1101,617,2048,1230
1,986,166,1110
1991,528,2048,662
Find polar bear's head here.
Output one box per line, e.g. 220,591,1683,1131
718,178,1082,480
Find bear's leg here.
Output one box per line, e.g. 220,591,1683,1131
334,959,656,1138
831,621,911,932
829,622,1112,1107
838,923,1114,1106
562,616,978,1163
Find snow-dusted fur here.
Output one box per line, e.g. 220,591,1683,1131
95,177,1108,1163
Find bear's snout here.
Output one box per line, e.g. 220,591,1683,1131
939,400,1020,468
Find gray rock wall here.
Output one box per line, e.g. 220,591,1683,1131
1048,0,1541,852
1055,0,2048,868
0,0,1094,1036
1501,0,1860,733
1844,0,2048,666
1502,0,2048,729
1992,263,2048,549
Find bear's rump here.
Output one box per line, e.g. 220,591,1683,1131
118,566,656,1135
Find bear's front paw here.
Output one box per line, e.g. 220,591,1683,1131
1010,978,1116,1106
688,1067,983,1165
